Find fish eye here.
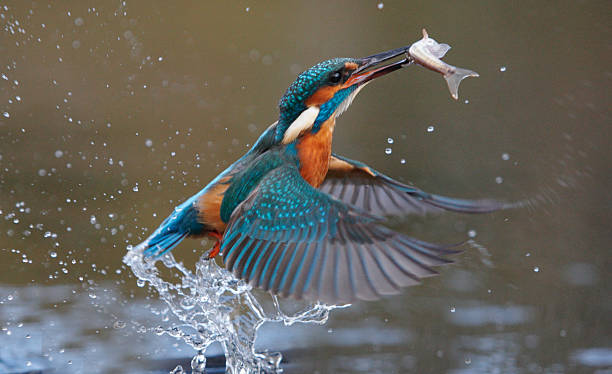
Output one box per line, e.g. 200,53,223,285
329,71,342,84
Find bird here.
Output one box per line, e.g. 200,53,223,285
133,46,503,304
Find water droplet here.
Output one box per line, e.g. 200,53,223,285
499,66,507,72
427,125,435,133
132,185,139,192
465,357,472,365
468,230,477,238
88,293,97,299
533,266,540,273
501,153,510,160
384,148,392,155
387,137,394,144
145,139,153,147
38,169,47,176
400,158,406,164
50,251,57,258
113,320,126,329
191,351,207,372
54,150,64,158
136,279,146,287
2,112,9,118
450,306,456,313
495,176,504,184
377,2,384,9
464,99,470,104
26,361,32,367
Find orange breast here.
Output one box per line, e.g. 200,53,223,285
197,177,230,233
296,118,335,188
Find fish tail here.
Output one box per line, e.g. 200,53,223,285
445,67,479,100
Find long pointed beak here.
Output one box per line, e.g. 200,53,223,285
344,46,412,87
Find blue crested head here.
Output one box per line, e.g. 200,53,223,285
278,58,358,125
273,47,410,144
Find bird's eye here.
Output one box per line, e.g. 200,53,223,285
329,71,342,84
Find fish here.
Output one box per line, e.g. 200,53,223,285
408,28,479,100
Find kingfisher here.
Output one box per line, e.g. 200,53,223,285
134,46,501,304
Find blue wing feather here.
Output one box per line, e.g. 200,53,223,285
221,164,458,304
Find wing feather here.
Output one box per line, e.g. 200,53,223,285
321,153,506,216
220,164,458,304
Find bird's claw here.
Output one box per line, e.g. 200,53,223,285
206,244,220,260
206,232,223,260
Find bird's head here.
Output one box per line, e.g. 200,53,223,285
275,46,410,144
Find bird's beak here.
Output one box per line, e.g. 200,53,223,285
344,46,412,88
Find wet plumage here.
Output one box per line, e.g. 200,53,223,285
134,47,503,304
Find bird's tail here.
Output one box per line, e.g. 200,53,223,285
134,230,188,258
131,199,203,257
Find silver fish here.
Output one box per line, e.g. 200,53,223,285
408,28,478,100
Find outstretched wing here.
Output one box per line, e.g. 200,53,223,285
220,164,457,304
319,154,505,216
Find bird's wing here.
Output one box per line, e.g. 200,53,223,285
220,164,456,304
319,153,505,216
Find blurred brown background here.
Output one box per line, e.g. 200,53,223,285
1,1,611,373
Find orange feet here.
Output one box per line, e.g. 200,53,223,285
207,231,223,259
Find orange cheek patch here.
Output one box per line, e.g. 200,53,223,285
305,86,342,107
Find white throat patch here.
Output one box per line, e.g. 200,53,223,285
335,82,369,119
282,106,320,144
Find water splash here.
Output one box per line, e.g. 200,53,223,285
123,246,345,373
